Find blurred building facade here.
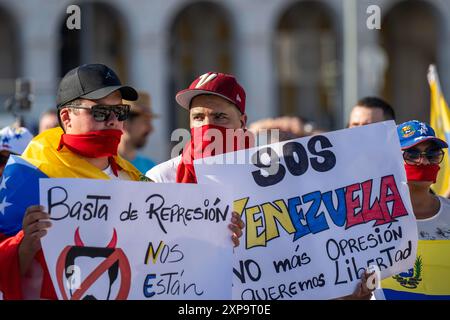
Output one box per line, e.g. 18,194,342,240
1,0,450,162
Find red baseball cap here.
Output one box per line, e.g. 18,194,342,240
176,72,246,114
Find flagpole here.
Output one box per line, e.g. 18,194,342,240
428,64,442,94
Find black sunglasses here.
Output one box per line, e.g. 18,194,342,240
67,104,130,122
403,148,445,165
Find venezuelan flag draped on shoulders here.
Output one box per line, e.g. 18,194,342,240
0,127,142,299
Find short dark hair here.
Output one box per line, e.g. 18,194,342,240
356,97,396,121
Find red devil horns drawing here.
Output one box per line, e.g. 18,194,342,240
74,227,117,248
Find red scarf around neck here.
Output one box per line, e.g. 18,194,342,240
176,125,253,183
57,129,123,176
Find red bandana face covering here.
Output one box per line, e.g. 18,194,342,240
58,129,123,176
176,124,253,183
404,163,440,183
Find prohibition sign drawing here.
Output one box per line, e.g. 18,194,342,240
55,228,131,300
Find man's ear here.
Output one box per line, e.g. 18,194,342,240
59,108,71,131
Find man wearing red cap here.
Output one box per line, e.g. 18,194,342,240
146,72,248,252
146,72,251,183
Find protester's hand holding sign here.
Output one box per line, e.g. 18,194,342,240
230,211,245,247
18,205,51,275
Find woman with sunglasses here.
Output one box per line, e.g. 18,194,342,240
377,120,450,299
398,120,449,233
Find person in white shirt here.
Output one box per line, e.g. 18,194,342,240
396,120,450,238
375,120,450,300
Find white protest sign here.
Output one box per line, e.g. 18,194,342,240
39,179,233,300
194,121,418,300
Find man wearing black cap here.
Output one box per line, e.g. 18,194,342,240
0,65,244,300
55,63,141,178
0,64,144,299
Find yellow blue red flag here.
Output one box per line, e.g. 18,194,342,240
380,240,450,299
429,65,450,196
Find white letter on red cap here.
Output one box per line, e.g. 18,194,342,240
195,73,218,88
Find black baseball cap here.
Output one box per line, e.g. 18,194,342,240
56,64,138,108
